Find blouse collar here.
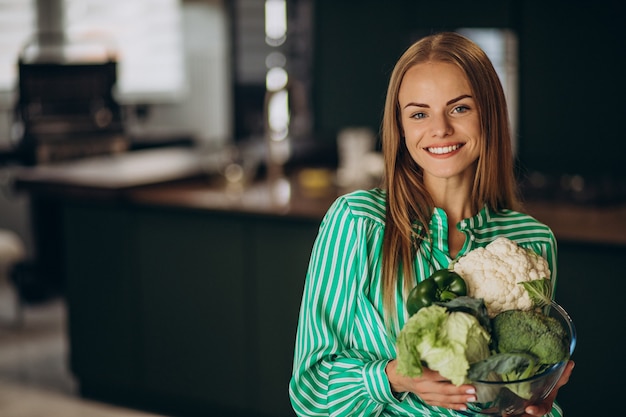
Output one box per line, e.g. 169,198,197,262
424,205,491,265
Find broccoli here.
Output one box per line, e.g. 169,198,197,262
466,308,571,400
492,308,570,370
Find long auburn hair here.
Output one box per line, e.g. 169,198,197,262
381,32,521,322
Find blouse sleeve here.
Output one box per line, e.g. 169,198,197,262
289,197,398,417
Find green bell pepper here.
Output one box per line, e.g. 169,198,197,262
406,269,467,316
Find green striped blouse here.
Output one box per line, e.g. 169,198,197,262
289,188,563,417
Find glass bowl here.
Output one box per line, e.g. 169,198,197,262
465,301,576,416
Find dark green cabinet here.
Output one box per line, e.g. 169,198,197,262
553,242,626,417
63,201,319,416
64,204,142,393
251,220,316,416
135,209,249,410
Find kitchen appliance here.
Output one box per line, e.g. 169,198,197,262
15,39,127,165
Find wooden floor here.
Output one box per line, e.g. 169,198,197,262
0,283,167,417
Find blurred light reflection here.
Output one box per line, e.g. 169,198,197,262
264,0,286,46
270,176,291,207
267,89,290,141
266,66,288,91
265,51,286,69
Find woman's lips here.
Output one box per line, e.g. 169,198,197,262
425,143,464,155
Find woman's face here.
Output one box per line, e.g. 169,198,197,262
398,61,481,183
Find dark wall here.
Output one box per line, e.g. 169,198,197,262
517,1,625,178
312,0,625,179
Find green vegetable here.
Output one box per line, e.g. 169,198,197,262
468,352,539,383
438,296,491,332
396,304,491,386
468,352,540,400
520,278,553,308
406,269,467,316
492,308,570,371
466,308,570,400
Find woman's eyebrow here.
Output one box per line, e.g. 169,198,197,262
403,102,429,109
446,94,473,105
403,94,473,109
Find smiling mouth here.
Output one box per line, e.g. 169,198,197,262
426,144,463,155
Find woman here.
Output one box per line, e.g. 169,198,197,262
289,32,573,417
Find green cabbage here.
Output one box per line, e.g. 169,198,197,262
396,304,491,386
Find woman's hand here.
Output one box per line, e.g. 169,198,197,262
385,359,476,411
519,360,575,417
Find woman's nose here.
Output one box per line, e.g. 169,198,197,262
431,114,453,137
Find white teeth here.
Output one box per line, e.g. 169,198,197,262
427,144,461,154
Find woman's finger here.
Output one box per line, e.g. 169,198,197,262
523,360,575,416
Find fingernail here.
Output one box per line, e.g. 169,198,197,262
465,388,476,394
467,396,476,402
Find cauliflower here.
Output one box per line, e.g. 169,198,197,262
452,237,551,317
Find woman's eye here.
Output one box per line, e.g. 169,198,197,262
411,112,427,119
452,105,470,114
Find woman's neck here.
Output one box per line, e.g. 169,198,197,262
427,180,474,221
425,176,475,258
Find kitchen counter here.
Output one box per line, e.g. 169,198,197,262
128,174,341,221
523,200,626,246
129,177,626,246
14,148,626,245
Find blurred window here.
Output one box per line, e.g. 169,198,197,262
0,0,185,104
0,0,36,93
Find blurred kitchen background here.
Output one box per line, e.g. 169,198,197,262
0,0,624,416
